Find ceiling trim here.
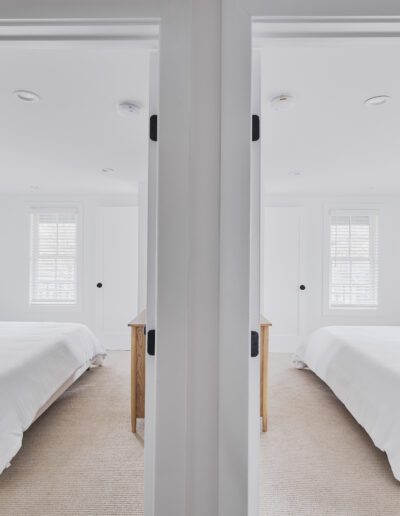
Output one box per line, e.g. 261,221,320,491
0,18,159,47
253,16,400,47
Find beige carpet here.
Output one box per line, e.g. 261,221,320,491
261,353,400,516
1,352,399,516
0,351,144,516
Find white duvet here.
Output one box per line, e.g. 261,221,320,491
0,321,106,475
294,326,400,481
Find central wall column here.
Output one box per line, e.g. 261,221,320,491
154,1,254,514
154,1,222,515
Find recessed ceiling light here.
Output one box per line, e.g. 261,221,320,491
14,90,40,103
364,95,391,107
270,94,295,111
117,101,141,117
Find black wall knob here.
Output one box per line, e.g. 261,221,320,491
97,283,103,288
299,285,306,291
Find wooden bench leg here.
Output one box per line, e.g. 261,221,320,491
131,328,137,433
260,325,269,432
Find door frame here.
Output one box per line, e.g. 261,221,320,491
224,14,400,515
144,48,159,516
0,18,161,513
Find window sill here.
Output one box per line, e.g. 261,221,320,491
324,307,380,317
28,303,82,313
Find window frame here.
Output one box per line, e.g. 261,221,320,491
323,205,380,315
28,202,83,312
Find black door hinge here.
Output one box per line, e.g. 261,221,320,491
251,331,259,357
147,329,156,356
150,114,158,142
252,115,260,142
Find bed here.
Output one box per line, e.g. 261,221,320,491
294,326,400,481
0,321,106,475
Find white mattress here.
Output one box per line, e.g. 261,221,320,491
294,326,400,481
0,322,106,475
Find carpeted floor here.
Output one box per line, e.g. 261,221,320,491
0,351,144,516
0,352,399,516
260,354,400,516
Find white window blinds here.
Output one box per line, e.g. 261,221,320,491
329,210,379,309
30,207,79,305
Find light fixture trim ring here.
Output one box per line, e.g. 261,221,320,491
14,90,41,103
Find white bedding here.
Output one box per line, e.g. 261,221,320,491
0,322,106,475
294,326,400,481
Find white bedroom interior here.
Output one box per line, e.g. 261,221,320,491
259,35,400,514
0,43,150,346
0,35,155,514
2,7,400,516
261,42,400,353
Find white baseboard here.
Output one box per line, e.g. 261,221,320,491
99,333,131,351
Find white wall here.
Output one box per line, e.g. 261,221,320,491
0,193,138,335
263,195,400,349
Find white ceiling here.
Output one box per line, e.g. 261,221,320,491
261,43,400,195
0,43,150,194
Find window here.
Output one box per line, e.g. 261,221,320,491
328,210,379,309
30,206,79,306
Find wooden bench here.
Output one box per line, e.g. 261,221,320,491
129,311,271,434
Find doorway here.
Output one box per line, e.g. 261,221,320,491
254,17,400,516
0,20,159,516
